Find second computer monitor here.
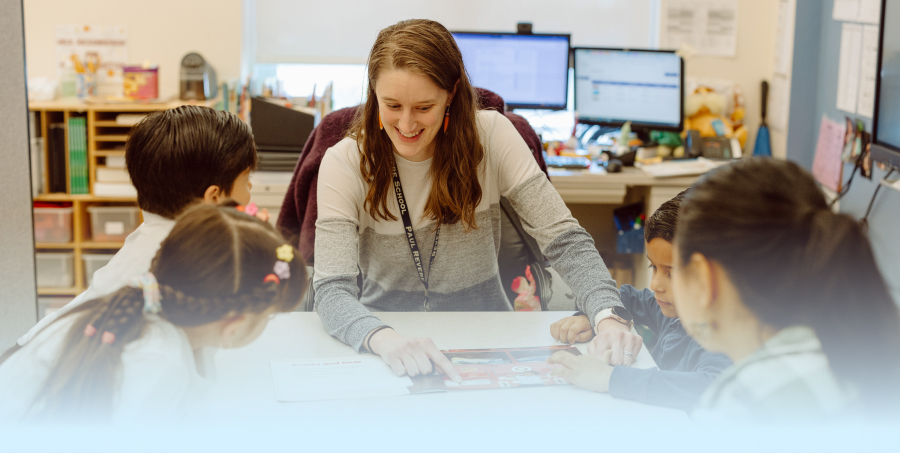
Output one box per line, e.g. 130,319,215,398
452,32,570,110
574,48,684,131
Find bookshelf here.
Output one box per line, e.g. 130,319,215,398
29,98,218,298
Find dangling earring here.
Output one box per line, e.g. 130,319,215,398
378,113,384,130
443,106,450,133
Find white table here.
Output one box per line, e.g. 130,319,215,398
203,312,686,427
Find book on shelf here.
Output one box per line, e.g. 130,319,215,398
47,124,66,193
67,117,89,194
93,182,137,197
96,167,130,183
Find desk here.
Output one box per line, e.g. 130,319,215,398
550,166,699,288
206,312,685,424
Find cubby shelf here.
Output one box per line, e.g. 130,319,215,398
29,99,217,298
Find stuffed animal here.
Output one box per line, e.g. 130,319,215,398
683,86,748,149
511,265,541,311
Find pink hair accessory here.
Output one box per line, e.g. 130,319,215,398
84,324,97,337
236,202,270,222
101,331,116,345
274,260,291,280
263,273,280,285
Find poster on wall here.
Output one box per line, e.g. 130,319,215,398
660,0,738,57
56,25,128,98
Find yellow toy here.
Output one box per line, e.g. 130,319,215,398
683,86,748,149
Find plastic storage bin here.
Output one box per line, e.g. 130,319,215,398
82,253,115,286
33,207,73,243
38,297,73,319
36,252,74,288
87,206,141,242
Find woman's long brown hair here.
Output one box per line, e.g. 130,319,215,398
27,204,307,422
349,19,485,230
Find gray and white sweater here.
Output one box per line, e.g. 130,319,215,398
314,110,621,351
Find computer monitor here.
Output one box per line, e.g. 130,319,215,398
574,48,684,132
871,0,900,169
452,32,570,110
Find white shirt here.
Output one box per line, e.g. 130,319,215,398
0,314,210,423
18,211,176,346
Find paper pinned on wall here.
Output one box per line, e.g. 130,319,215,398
834,0,861,21
56,25,129,98
857,24,880,118
833,0,881,24
812,116,847,193
836,23,863,114
769,74,791,132
858,0,883,23
774,0,797,76
660,0,738,57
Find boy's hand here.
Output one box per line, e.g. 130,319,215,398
550,315,595,344
547,349,615,393
589,319,643,367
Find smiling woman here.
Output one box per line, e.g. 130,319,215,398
312,19,624,381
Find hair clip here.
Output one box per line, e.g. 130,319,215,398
84,324,97,337
101,331,116,344
130,272,162,315
276,244,294,263
274,261,291,280
263,273,280,285
236,202,270,223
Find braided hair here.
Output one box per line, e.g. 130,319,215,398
28,204,307,421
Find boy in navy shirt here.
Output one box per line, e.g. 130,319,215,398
548,190,730,412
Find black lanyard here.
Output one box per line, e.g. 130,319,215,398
391,162,440,311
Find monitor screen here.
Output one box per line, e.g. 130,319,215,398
873,0,900,166
452,32,570,110
574,48,684,130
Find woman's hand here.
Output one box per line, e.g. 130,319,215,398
547,349,615,393
368,328,462,382
588,319,644,367
550,314,595,344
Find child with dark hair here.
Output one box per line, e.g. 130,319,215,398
0,204,306,422
670,158,900,419
548,190,731,412
12,106,258,351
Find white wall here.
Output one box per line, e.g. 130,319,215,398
254,0,656,64
23,0,244,100
677,0,781,157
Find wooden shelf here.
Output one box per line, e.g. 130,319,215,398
94,135,129,142
38,287,80,296
93,121,134,127
81,241,126,249
35,242,75,249
34,193,136,202
92,150,126,157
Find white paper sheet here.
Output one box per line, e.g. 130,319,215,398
769,74,791,132
774,0,796,76
661,0,738,57
858,0,882,24
837,23,863,113
857,25,880,118
834,0,861,22
833,0,881,24
270,357,413,402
